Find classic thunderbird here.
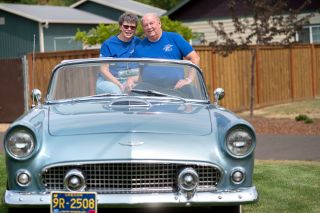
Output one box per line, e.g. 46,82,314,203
3,58,258,212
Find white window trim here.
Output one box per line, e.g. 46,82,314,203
53,36,78,51
297,25,320,44
0,17,5,25
310,27,313,43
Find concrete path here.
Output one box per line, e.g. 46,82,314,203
256,134,320,161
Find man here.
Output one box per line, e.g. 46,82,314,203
126,13,200,90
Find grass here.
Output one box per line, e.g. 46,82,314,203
0,154,7,213
238,97,320,119
0,154,319,212
243,160,320,213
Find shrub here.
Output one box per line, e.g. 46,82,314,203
295,114,308,121
295,114,313,124
304,117,314,124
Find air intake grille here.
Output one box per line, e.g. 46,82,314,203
42,162,221,194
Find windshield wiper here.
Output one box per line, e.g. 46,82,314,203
130,89,186,103
91,93,128,98
46,93,127,104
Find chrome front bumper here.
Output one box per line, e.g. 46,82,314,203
5,187,258,207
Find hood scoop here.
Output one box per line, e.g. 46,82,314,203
108,97,151,110
48,101,212,136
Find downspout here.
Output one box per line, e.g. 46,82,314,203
38,21,48,52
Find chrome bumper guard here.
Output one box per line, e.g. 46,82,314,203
5,186,258,207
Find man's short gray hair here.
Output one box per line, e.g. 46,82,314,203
141,13,160,24
118,12,139,26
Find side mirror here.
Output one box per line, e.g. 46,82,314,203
214,88,225,105
31,89,42,107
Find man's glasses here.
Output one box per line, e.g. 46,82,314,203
122,25,136,30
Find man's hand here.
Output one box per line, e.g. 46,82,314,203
174,78,192,89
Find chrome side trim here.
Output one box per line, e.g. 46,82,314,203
5,186,258,207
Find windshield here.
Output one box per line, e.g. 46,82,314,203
47,59,208,102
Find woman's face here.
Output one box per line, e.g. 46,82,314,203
120,21,137,41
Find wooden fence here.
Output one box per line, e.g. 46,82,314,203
26,44,320,111
0,58,24,122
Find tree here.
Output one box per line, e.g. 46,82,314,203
74,16,193,47
209,0,315,117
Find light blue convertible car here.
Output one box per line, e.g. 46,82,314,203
3,58,258,212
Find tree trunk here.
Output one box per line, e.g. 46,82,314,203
250,48,257,118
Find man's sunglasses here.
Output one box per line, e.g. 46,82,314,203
122,25,136,30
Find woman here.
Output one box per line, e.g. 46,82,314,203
96,12,140,94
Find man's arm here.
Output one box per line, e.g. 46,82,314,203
174,50,200,89
184,50,200,66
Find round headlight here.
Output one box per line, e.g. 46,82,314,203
226,128,255,157
6,129,35,159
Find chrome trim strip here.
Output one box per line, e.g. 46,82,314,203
5,186,258,206
41,160,223,173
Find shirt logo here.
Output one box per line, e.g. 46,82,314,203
163,44,173,52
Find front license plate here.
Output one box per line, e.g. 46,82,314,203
50,191,97,213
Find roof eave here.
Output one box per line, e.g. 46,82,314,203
46,20,114,24
70,0,87,8
0,5,42,22
164,0,191,16
70,0,166,16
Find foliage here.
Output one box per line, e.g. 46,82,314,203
74,16,193,46
160,16,193,41
209,0,314,56
134,0,182,10
75,24,121,46
208,0,315,117
295,114,313,124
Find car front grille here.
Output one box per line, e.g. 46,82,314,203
42,162,221,194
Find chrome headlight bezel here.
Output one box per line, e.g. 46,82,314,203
5,127,36,160
225,126,255,158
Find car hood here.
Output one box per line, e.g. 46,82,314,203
48,101,212,136
42,132,222,164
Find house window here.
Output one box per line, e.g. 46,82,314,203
297,25,320,44
191,32,207,45
53,36,83,51
313,27,320,43
0,17,5,25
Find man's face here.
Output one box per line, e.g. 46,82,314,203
142,15,162,42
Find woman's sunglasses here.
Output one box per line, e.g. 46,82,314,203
122,25,136,30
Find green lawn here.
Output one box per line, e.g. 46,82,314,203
1,154,319,212
244,160,320,213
